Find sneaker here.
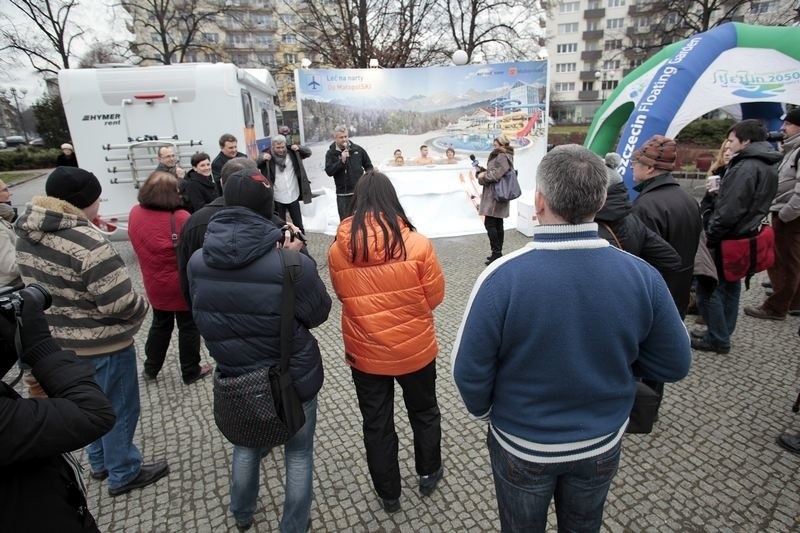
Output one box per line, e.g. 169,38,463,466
382,498,400,513
108,461,169,497
694,315,706,326
419,466,444,496
183,363,213,385
777,432,800,456
691,337,730,354
744,306,786,321
90,469,108,481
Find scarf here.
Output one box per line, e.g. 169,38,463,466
272,151,288,171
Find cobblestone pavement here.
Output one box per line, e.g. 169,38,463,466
74,229,799,532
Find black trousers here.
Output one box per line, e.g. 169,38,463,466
337,194,354,221
484,216,505,255
144,309,201,380
350,359,442,500
275,199,305,233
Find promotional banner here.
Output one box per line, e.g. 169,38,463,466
294,61,548,236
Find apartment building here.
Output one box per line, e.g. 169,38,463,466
545,0,797,124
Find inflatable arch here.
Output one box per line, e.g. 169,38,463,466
584,23,800,191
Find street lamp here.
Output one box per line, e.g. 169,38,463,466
1,87,29,142
594,70,610,102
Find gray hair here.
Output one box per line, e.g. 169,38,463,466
271,134,287,145
220,157,257,186
333,125,348,135
537,145,608,223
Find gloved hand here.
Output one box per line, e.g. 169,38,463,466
18,285,60,367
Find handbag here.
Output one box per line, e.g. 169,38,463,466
493,167,522,203
212,248,306,448
719,224,775,287
626,381,661,434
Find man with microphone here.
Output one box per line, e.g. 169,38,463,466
324,125,373,220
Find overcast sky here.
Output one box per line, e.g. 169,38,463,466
1,0,132,102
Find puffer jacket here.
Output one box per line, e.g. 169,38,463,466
706,141,781,247
128,205,190,311
478,148,513,218
328,215,445,376
771,132,800,222
187,207,331,402
595,182,682,273
15,197,148,356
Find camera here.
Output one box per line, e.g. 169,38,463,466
767,131,785,143
280,225,307,244
0,284,52,360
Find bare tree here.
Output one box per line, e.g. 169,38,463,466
121,0,235,64
0,0,84,75
78,40,131,68
281,0,442,68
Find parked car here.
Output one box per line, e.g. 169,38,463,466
5,136,27,148
28,137,45,147
0,140,6,149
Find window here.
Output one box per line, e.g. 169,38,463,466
632,37,649,48
281,14,296,24
282,34,297,44
284,53,297,64
606,18,624,29
257,53,275,65
205,53,219,63
203,32,219,43
559,1,580,13
586,20,600,31
587,0,601,7
604,39,622,50
229,33,248,44
634,16,650,28
252,14,268,25
751,1,776,14
254,33,273,45
554,82,575,92
558,22,579,34
582,81,595,91
150,32,160,43
603,59,621,70
557,43,578,54
607,0,624,6
602,80,619,91
585,41,600,51
629,58,645,69
555,62,577,73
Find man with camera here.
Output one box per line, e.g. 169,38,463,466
15,167,169,496
1,284,116,531
745,109,800,322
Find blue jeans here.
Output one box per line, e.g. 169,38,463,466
697,277,741,348
230,396,317,532
488,430,621,533
85,344,143,489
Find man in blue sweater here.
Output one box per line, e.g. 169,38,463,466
452,144,692,532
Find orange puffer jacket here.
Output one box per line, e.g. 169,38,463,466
328,216,445,376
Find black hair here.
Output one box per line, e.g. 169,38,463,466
728,119,767,143
190,152,210,167
349,171,416,263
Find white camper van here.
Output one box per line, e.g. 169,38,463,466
59,63,280,220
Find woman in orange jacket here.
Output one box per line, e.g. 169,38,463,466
328,171,445,514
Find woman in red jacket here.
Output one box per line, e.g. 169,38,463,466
128,171,211,385
328,171,445,514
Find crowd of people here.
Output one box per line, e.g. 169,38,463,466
2,114,798,532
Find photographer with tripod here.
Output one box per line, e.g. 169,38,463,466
0,284,116,532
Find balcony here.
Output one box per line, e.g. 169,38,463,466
579,90,599,101
626,26,649,36
582,30,604,41
628,3,653,16
579,70,599,81
584,8,605,19
581,50,602,61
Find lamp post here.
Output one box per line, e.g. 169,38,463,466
2,87,29,142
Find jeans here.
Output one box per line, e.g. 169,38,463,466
696,276,741,348
350,360,442,500
144,308,201,380
485,216,505,256
85,344,143,488
488,430,621,533
230,396,317,532
276,199,305,234
336,194,354,221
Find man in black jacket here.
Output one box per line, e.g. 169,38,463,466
693,120,781,353
631,135,703,319
324,125,373,220
0,286,116,532
258,134,313,233
211,134,246,196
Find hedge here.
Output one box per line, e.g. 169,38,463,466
0,148,60,171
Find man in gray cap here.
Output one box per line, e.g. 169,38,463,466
15,166,169,496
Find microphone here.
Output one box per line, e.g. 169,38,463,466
470,154,479,168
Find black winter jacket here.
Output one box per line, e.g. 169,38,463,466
187,207,331,401
632,173,702,316
705,141,781,248
0,350,115,532
324,141,373,195
182,170,220,213
595,182,682,273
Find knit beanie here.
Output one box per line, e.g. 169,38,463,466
782,108,800,127
632,135,677,171
223,169,274,220
45,167,102,209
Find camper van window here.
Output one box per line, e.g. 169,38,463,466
261,109,271,137
241,90,254,128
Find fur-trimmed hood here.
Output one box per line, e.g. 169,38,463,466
15,196,95,245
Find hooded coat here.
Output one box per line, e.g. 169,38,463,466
478,147,513,218
187,207,331,402
328,216,445,376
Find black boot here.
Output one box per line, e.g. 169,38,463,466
485,253,502,265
